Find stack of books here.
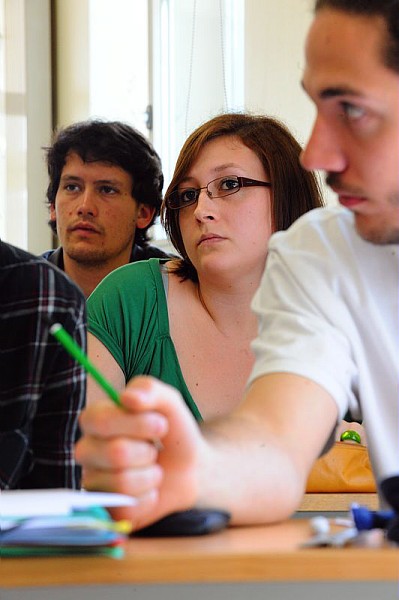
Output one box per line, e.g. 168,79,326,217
1,489,135,558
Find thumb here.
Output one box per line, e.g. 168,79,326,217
120,375,185,413
120,375,201,445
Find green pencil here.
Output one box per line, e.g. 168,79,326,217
51,322,163,450
50,322,121,406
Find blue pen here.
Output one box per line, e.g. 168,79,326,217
350,503,394,531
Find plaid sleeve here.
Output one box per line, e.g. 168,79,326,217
0,256,86,490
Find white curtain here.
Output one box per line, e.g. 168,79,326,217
151,0,244,189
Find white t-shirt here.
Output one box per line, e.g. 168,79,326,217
249,206,399,484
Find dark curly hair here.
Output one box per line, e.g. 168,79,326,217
45,120,163,247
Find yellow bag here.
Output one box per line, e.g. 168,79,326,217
306,441,376,493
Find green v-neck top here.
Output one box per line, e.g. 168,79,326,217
87,258,202,421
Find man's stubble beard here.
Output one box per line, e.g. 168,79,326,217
65,236,135,268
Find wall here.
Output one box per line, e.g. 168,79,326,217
245,0,334,203
54,0,89,126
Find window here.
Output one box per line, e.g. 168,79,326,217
151,0,244,186
151,0,244,240
1,0,51,252
0,0,5,239
88,0,150,136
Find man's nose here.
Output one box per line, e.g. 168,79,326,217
301,115,347,174
77,188,98,216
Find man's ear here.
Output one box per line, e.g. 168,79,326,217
136,204,156,229
49,203,57,223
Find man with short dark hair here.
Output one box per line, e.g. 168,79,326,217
43,120,169,297
76,0,399,529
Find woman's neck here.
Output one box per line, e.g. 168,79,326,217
195,275,260,338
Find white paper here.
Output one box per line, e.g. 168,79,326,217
0,488,137,518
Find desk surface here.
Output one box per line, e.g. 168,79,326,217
2,517,398,588
298,492,379,512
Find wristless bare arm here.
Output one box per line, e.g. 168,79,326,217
86,332,126,405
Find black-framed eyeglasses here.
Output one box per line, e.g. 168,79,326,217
166,175,272,210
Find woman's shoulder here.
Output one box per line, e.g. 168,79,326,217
87,258,172,318
95,258,166,291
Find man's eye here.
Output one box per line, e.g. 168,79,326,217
342,103,365,121
219,177,239,191
100,186,118,195
179,189,198,203
64,184,80,192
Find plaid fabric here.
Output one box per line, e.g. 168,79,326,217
0,240,86,490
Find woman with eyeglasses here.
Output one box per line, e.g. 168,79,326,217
86,113,323,421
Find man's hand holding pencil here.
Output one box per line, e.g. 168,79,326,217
76,376,202,530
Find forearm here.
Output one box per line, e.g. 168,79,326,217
87,333,125,405
196,414,306,524
195,374,339,524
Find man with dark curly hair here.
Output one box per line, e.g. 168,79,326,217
43,120,169,297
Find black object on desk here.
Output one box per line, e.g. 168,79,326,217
134,509,231,537
381,476,399,543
